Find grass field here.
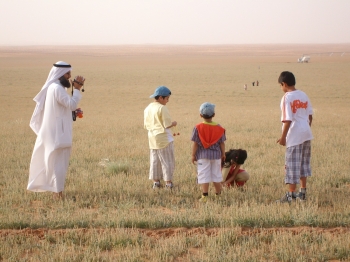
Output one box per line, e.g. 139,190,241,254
1,44,350,261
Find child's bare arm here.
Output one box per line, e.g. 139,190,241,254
166,121,177,129
221,167,230,181
225,164,241,185
192,142,198,164
277,121,291,146
220,142,225,162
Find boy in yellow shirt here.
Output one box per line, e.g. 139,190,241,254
144,86,177,189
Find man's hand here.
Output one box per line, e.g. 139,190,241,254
73,75,85,90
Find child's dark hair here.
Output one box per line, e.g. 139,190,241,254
154,95,169,100
278,71,296,86
201,114,214,119
222,149,247,168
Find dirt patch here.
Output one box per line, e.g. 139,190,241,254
1,226,350,240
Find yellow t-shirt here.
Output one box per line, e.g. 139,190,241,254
144,102,174,149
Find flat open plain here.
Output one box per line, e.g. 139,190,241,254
1,44,350,261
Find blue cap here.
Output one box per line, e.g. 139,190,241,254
200,102,215,116
150,86,172,98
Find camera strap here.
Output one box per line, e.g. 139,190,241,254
71,81,76,121
70,79,84,121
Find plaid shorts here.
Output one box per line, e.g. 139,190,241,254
285,140,312,184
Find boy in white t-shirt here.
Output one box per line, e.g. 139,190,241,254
144,86,177,189
276,71,313,203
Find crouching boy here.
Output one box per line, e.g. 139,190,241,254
222,149,249,188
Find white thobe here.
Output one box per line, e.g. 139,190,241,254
27,81,82,193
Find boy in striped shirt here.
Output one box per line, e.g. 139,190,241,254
191,102,226,202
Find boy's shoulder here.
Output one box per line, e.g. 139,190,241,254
283,89,309,99
146,102,164,109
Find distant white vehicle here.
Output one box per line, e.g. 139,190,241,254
298,55,310,63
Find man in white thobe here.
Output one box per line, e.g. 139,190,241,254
27,61,85,199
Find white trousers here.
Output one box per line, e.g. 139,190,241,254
149,142,175,182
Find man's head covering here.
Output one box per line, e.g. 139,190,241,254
30,61,72,134
200,102,215,117
43,61,72,91
149,86,171,98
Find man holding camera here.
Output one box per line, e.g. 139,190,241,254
27,61,85,199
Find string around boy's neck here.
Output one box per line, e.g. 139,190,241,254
202,120,217,125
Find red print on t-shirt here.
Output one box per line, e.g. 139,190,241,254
290,100,308,113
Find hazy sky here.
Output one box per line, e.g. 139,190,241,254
1,0,349,45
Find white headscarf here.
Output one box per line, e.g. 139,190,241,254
29,61,72,134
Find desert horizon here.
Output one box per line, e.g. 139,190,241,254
1,43,350,56
2,0,350,258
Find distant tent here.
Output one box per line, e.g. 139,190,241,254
298,56,310,63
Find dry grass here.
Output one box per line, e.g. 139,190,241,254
1,44,350,261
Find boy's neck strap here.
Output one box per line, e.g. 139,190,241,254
202,121,217,126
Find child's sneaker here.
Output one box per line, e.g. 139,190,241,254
199,195,208,202
152,181,160,189
165,182,174,190
297,189,306,201
277,192,297,203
